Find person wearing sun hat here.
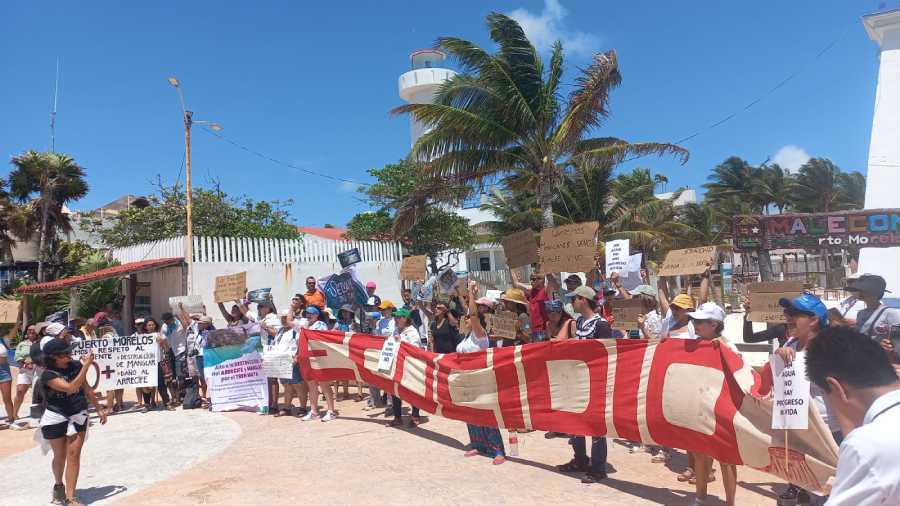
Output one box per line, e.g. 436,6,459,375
376,300,397,337
499,287,531,345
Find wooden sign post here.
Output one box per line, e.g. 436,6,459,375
539,222,600,274
214,272,247,304
400,255,428,281
658,246,719,277
501,229,539,269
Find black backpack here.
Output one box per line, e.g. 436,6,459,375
182,379,202,409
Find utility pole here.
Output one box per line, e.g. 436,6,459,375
168,77,220,295
50,58,59,152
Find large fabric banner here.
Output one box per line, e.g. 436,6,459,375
317,266,368,313
74,334,159,391
299,329,838,493
203,326,268,412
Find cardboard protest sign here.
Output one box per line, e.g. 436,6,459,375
203,324,267,412
0,300,20,324
74,334,159,391
657,246,718,277
400,255,428,281
437,269,459,294
262,346,295,379
501,229,539,269
747,281,805,323
169,295,204,315
605,239,629,275
771,351,811,429
492,310,519,340
214,271,247,303
539,222,600,274
611,298,644,330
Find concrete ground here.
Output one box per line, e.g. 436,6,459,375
1,381,785,506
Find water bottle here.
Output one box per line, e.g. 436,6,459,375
508,432,519,457
261,405,269,415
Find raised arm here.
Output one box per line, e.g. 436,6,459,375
176,303,191,330
509,268,531,292
46,354,94,395
698,261,712,305
657,276,671,316
546,272,562,300
611,272,631,300
467,281,487,339
217,302,234,323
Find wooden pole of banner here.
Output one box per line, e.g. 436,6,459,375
785,430,790,479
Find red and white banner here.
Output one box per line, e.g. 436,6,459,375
299,329,838,492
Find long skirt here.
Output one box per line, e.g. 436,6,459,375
467,424,505,458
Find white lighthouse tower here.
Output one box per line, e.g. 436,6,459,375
859,9,900,292
398,49,457,147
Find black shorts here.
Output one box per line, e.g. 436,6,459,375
41,420,87,440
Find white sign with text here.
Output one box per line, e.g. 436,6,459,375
770,351,811,430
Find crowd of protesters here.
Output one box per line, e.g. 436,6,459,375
2,261,899,506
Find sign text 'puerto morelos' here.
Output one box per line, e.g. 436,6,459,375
733,208,900,251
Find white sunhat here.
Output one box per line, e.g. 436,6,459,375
687,302,725,323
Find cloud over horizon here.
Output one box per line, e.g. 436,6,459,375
772,145,811,173
508,0,599,57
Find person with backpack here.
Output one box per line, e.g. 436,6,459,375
844,275,900,352
38,339,107,505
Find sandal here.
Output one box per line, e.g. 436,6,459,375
677,469,695,482
557,459,589,473
464,449,480,457
651,452,669,463
66,498,84,506
492,456,506,465
388,419,404,427
688,471,716,485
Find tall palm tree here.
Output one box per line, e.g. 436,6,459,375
392,12,688,231
791,158,863,213
480,187,543,242
757,164,794,214
703,157,766,214
9,150,88,282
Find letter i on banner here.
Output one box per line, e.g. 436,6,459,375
771,350,811,475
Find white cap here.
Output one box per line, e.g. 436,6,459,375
45,322,66,337
687,302,725,322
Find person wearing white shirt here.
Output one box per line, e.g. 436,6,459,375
387,308,422,428
272,310,308,417
300,307,336,421
805,326,900,506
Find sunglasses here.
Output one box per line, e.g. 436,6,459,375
783,307,813,318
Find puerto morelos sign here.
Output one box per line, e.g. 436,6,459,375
733,209,900,251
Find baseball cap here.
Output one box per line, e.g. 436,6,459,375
305,306,321,315
339,304,355,313
475,297,496,308
844,274,890,298
567,285,597,300
378,300,396,310
45,322,66,337
43,339,76,356
366,281,377,289
323,308,336,321
688,302,725,323
630,285,656,298
671,294,695,310
393,307,412,318
779,293,829,326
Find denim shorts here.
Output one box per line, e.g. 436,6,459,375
279,365,302,385
0,362,11,383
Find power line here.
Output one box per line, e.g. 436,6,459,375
199,126,371,187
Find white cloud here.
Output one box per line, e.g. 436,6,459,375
508,0,599,56
772,145,811,173
338,181,358,192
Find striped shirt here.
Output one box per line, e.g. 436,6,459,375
575,314,613,340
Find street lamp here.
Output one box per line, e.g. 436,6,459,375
168,76,221,295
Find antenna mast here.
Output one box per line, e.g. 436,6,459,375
50,58,59,152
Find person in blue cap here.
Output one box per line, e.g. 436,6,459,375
763,293,840,506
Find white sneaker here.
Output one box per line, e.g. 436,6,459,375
321,411,337,422
9,421,29,431
301,411,319,421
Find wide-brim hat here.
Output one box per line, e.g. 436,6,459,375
500,288,529,306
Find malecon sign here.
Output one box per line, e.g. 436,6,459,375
733,209,900,251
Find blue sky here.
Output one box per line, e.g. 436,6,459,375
0,1,889,227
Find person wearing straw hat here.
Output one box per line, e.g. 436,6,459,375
499,288,531,345
657,262,712,341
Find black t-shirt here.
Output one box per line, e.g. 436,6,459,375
430,318,460,354
41,362,89,416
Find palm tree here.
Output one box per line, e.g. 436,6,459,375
392,13,687,231
757,164,794,214
703,157,767,214
480,187,543,242
9,150,88,282
791,158,864,213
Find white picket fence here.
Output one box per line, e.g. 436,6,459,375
112,235,403,265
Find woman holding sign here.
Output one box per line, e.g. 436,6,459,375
458,281,506,465
39,340,107,506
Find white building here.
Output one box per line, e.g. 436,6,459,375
399,49,507,281
859,9,900,293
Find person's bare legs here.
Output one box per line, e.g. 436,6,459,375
65,430,87,502
297,382,309,411
49,437,67,486
115,389,124,409
720,462,737,506
0,381,14,424
693,452,711,501
306,380,321,414
12,383,30,422
134,388,143,408
321,381,335,412
282,385,295,414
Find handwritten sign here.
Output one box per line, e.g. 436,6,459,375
605,239,629,275
502,229,539,269
657,246,718,277
0,300,20,324
261,346,295,379
377,338,399,373
214,271,247,303
771,351,811,429
747,281,805,323
400,255,428,281
73,334,159,391
169,295,204,315
492,310,519,340
611,298,644,330
539,222,600,274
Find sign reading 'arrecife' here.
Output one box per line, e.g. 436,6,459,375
733,209,900,251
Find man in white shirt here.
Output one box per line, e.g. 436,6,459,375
805,326,900,505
